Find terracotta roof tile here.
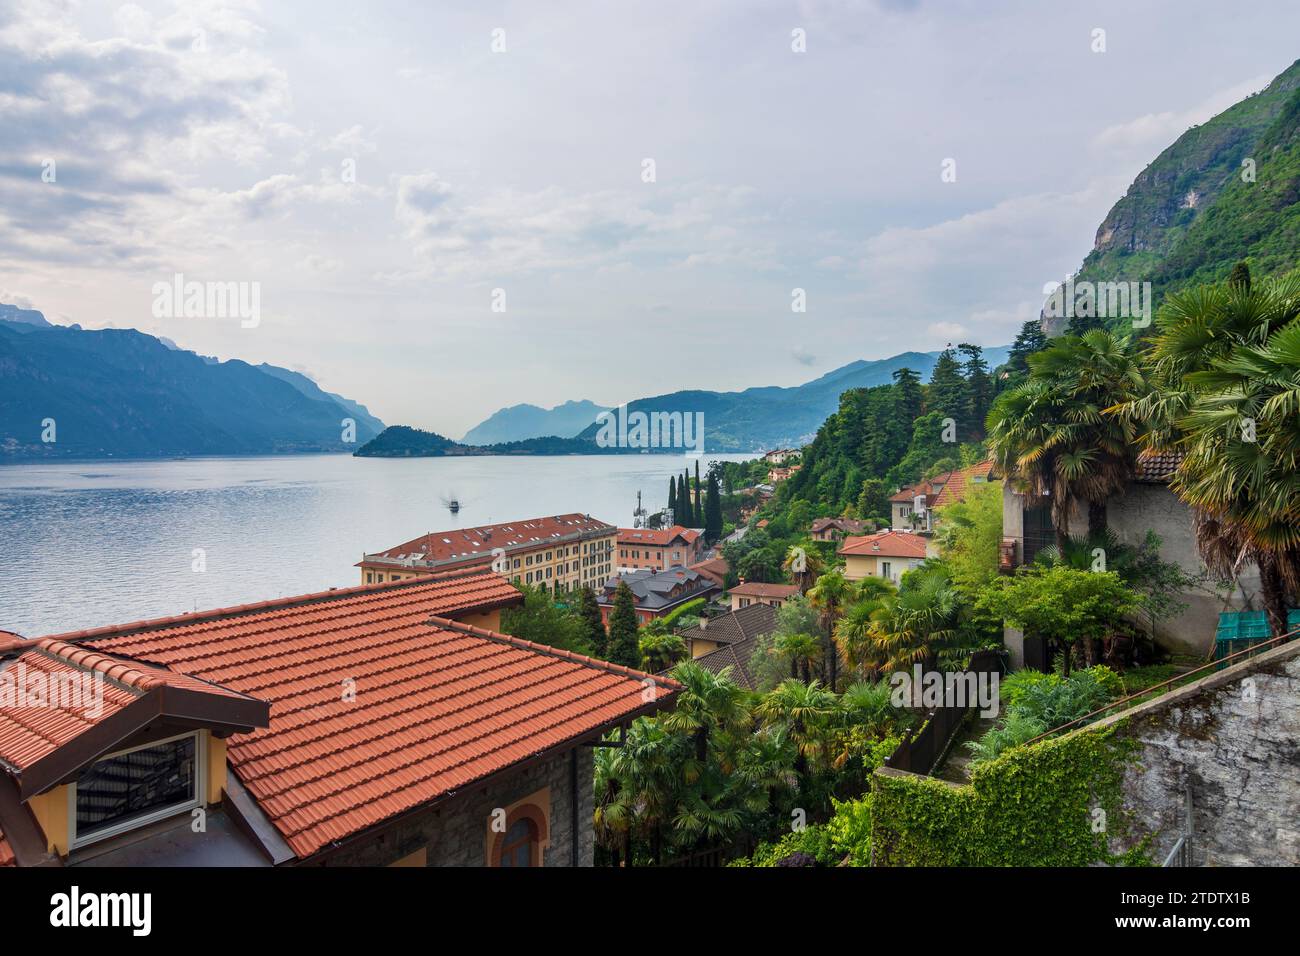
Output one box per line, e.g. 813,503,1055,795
1135,449,1184,483
617,525,701,546
365,513,614,571
838,530,929,559
66,572,675,860
727,582,800,600
932,460,996,509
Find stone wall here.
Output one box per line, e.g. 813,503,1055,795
316,747,595,867
1100,640,1300,866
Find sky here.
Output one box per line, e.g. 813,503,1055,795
2,0,1299,437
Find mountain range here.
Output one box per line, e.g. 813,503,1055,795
0,307,384,460
460,399,611,445
1057,58,1300,332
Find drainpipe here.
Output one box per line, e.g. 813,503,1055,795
570,748,580,867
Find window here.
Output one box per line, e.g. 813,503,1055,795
71,732,203,847
881,561,892,579
498,818,537,867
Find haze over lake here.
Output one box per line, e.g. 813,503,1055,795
0,453,748,637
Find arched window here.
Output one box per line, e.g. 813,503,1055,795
497,818,537,867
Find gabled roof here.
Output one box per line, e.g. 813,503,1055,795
932,459,996,508
678,603,778,648
673,636,764,691
810,517,869,534
601,566,714,610
727,582,800,600
839,530,929,559
617,525,701,547
1135,449,1184,483
54,571,672,860
0,635,269,798
689,556,729,586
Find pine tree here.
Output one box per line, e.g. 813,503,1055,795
606,581,640,667
1007,320,1048,376
704,471,723,542
892,367,924,426
926,347,968,440
577,586,607,657
1228,260,1251,292
958,343,992,439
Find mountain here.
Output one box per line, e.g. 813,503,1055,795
354,425,629,457
0,303,53,330
1060,58,1300,332
258,363,386,439
460,399,611,444
568,347,1010,452
0,312,384,459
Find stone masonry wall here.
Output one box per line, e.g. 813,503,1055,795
1101,640,1300,866
315,747,595,867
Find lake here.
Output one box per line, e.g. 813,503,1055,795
0,452,749,637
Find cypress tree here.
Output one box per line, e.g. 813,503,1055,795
606,581,641,667
577,586,607,657
693,460,702,526
668,476,677,520
704,471,723,542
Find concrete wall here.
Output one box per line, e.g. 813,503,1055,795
1098,640,1300,866
1001,482,1261,659
319,748,595,867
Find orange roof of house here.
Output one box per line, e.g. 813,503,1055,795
617,525,701,547
728,582,799,599
0,635,266,785
932,460,995,508
364,513,615,570
49,571,674,860
838,530,930,559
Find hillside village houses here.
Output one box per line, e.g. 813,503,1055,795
839,530,930,584
728,581,800,610
810,516,871,542
0,569,677,868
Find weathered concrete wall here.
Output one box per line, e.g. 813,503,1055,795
1001,482,1262,658
1099,640,1300,866
317,748,595,867
1106,483,1260,655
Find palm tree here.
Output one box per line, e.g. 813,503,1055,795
987,329,1141,551
661,660,748,763
807,568,851,688
782,542,825,595
1113,274,1300,636
864,569,968,673
832,578,895,678
755,679,839,785
774,630,821,683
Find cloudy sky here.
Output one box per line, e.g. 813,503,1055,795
2,0,1299,437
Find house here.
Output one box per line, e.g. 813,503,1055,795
617,525,702,573
598,566,717,628
838,530,930,584
767,465,801,483
763,449,799,464
727,581,800,611
889,460,996,533
359,513,616,594
1000,449,1261,662
0,568,677,868
689,556,729,588
810,517,871,542
676,602,778,660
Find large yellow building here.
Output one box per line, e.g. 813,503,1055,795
358,513,616,592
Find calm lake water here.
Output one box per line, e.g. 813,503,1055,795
0,453,748,637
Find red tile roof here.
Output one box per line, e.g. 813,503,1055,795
689,557,729,586
932,460,996,508
1135,449,1184,483
617,525,700,547
839,530,930,559
57,571,674,860
364,513,615,571
728,582,799,600
0,635,265,779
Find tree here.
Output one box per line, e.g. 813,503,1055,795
986,329,1142,552
704,471,724,542
862,567,968,673
978,565,1140,674
833,578,895,677
959,343,992,439
576,586,608,657
606,581,641,667
755,680,838,789
806,569,851,689
694,460,702,527
499,585,594,654
1113,273,1300,636
1007,319,1048,378
855,477,889,524
773,597,822,683
783,542,825,596
668,476,678,521
639,629,687,672
892,367,925,424
926,347,968,438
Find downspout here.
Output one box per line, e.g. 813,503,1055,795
570,748,580,867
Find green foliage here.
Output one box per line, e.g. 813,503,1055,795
499,584,595,655
660,597,706,629
576,586,607,657
638,630,687,672
728,824,839,867
870,723,1147,866
606,580,641,667
969,665,1123,764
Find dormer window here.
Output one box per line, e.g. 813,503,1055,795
70,731,204,848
